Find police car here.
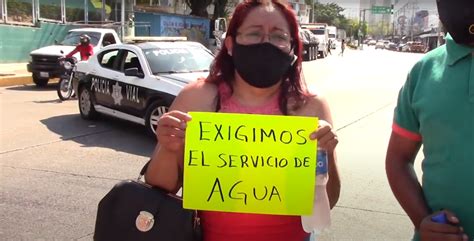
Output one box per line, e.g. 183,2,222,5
74,38,214,136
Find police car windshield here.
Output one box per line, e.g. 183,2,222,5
60,32,101,46
144,47,213,74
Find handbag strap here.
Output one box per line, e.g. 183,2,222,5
139,159,202,229
137,159,151,181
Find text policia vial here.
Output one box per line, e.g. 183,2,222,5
197,121,310,145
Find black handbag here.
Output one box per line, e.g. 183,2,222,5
94,161,202,241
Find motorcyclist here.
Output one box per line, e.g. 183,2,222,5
66,34,93,61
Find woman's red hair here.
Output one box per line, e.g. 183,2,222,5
206,0,310,114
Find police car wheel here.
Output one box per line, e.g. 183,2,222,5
145,101,169,137
33,74,49,87
78,86,98,120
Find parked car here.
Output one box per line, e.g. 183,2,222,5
406,41,425,53
375,41,385,50
397,43,408,52
73,40,214,136
387,42,398,51
27,28,120,87
368,40,377,46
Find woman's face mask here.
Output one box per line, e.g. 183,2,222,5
232,42,296,89
437,0,474,45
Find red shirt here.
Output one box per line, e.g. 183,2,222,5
66,44,93,61
200,211,308,241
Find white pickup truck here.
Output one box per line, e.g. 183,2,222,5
27,28,121,87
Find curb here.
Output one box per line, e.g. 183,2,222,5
0,75,33,87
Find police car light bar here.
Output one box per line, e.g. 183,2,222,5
124,36,188,43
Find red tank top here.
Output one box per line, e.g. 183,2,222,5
199,83,309,241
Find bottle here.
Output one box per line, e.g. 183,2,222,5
301,148,331,233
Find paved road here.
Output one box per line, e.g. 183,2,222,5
305,48,425,240
0,47,425,240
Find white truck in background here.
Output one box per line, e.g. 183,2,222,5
327,26,337,49
27,28,121,87
301,23,329,58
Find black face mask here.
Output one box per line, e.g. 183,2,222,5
232,42,296,88
437,0,474,45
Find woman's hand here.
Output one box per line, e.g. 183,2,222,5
310,119,338,153
419,210,468,241
156,110,192,152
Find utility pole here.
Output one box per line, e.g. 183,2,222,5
410,0,418,41
358,8,368,49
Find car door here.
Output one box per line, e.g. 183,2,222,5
112,49,148,118
89,48,121,109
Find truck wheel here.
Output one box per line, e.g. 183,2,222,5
32,74,49,87
78,85,98,120
145,100,169,137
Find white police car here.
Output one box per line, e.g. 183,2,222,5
74,39,214,136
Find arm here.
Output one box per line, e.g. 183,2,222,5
66,46,79,58
298,96,341,209
145,81,218,192
385,132,427,228
313,97,340,209
387,131,467,241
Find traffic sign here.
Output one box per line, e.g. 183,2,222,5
371,6,391,14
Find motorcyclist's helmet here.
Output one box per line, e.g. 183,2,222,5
80,34,91,44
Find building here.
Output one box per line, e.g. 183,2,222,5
360,0,392,39
227,0,310,23
285,0,311,24
393,0,441,50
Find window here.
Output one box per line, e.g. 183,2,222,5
65,1,85,22
144,45,213,74
1,1,6,23
61,31,101,47
6,0,33,24
121,51,142,73
311,29,326,35
39,0,61,21
99,50,120,70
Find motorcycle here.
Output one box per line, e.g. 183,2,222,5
57,57,77,101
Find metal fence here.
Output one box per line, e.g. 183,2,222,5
1,0,134,26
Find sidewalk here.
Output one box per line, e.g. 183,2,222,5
0,63,32,87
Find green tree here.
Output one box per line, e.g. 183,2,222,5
304,1,353,33
368,21,391,38
185,0,212,17
313,2,345,26
213,0,227,19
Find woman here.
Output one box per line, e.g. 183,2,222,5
339,39,345,56
145,1,341,240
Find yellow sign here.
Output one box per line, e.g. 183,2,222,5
183,112,318,215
